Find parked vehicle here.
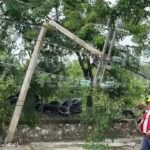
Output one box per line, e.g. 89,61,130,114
6,93,82,117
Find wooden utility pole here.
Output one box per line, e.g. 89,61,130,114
93,28,112,87
107,30,117,58
48,20,101,56
100,30,117,83
5,22,48,143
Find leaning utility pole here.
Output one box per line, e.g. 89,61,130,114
93,28,112,87
100,30,117,83
5,22,48,143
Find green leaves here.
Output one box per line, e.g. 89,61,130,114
65,60,84,78
0,75,17,127
111,67,146,107
78,23,96,40
0,75,17,100
93,35,104,48
82,89,122,141
86,11,98,22
35,73,49,88
125,23,149,37
5,0,24,20
24,29,39,39
64,11,83,31
116,0,149,23
94,0,110,21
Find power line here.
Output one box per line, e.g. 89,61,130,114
140,61,150,64
0,28,78,54
0,28,148,67
15,0,40,8
13,0,53,19
129,69,150,80
6,0,127,35
115,45,143,66
0,17,42,27
1,30,150,81
0,21,144,73
0,27,105,59
1,56,150,83
0,61,88,83
1,61,123,87
0,23,149,80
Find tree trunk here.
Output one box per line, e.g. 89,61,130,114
76,52,93,107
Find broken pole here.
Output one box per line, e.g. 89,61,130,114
5,22,48,143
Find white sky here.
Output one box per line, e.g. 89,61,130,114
105,0,117,6
119,36,135,46
105,0,136,47
107,0,117,3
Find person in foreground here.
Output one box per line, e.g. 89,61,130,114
138,96,150,150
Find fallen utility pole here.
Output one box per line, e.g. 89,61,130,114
5,22,48,143
48,20,101,56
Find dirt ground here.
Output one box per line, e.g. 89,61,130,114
0,137,142,150
0,145,141,150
